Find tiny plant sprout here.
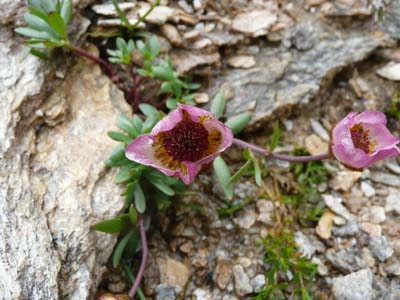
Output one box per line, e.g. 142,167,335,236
331,111,400,169
125,104,233,184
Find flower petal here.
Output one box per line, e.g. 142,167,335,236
332,115,354,148
178,103,214,122
332,144,373,169
353,111,387,125
181,162,202,184
362,123,400,150
151,108,183,135
367,147,400,167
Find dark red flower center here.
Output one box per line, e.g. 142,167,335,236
161,117,209,162
350,124,374,154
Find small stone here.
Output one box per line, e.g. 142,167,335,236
370,172,400,187
311,257,329,276
323,195,355,221
385,188,400,214
228,56,256,69
385,261,400,276
326,248,367,273
250,274,266,293
161,24,184,46
232,265,253,296
305,134,329,155
360,181,375,198
237,257,252,268
294,231,316,258
232,10,277,37
92,2,135,16
256,200,275,225
332,269,373,300
369,236,394,262
363,206,386,224
376,62,400,81
157,257,191,289
108,282,126,293
360,222,382,238
216,260,232,290
330,171,362,192
192,288,212,300
194,93,209,104
192,38,213,49
138,5,176,25
316,210,335,239
171,50,220,74
333,215,347,225
233,207,256,229
155,284,182,300
361,247,376,268
385,162,400,174
219,83,235,100
332,220,359,237
97,294,131,300
179,240,193,254
310,119,330,141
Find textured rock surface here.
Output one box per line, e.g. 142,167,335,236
332,269,373,300
207,17,388,129
0,21,129,300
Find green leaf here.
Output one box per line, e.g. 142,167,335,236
48,12,67,39
115,166,131,183
269,121,281,151
122,231,140,259
24,13,55,35
93,218,125,233
116,37,125,50
29,48,48,59
150,179,175,196
107,131,132,143
117,114,140,137
210,90,225,119
213,156,233,200
29,6,50,21
142,113,159,133
225,112,251,135
105,145,131,167
134,183,146,213
139,104,158,117
153,65,174,81
15,27,56,40
128,204,137,226
60,0,72,25
113,230,135,268
253,156,262,186
149,36,160,58
166,98,178,110
229,159,252,184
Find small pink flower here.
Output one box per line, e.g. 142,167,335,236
125,104,233,184
331,111,400,169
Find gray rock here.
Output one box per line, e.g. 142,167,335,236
378,0,400,40
332,269,373,300
0,25,129,300
207,17,387,129
369,236,394,262
370,172,400,187
232,265,253,296
332,220,360,237
250,274,266,293
385,188,400,214
294,231,317,259
323,195,355,221
326,248,367,273
155,284,182,300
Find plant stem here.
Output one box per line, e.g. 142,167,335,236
130,0,160,31
68,45,120,84
233,138,331,162
128,217,148,299
121,259,146,300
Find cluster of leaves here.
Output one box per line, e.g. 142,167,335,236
254,231,318,300
15,0,72,58
283,148,329,227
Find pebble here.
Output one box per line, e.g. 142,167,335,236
233,207,256,229
370,172,400,187
155,284,182,300
323,195,355,221
360,222,382,238
360,181,375,198
330,171,362,192
232,9,277,37
316,210,335,239
311,257,329,276
369,236,394,262
363,206,386,224
332,220,359,237
194,93,209,104
250,274,266,293
294,231,317,258
216,260,232,290
157,257,191,289
228,55,256,69
376,62,400,81
385,188,400,214
310,119,330,141
305,134,329,155
332,269,373,300
161,24,184,46
192,288,212,300
385,162,400,174
256,200,275,225
232,265,253,296
326,248,367,273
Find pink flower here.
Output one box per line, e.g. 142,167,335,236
125,104,233,184
331,111,400,169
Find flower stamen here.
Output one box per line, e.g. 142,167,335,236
350,124,376,154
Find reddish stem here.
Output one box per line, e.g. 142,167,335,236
70,46,120,84
233,138,331,162
128,217,148,298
